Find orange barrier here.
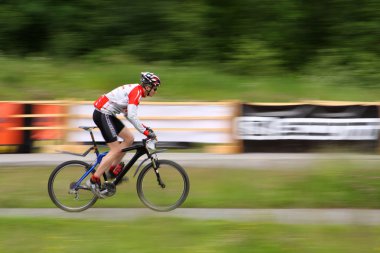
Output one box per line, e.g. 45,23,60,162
0,102,23,145
31,104,66,140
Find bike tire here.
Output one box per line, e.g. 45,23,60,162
48,160,98,212
136,159,190,212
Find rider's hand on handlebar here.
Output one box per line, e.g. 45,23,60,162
143,127,157,139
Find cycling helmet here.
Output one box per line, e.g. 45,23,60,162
140,72,161,88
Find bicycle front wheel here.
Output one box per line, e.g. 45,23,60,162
136,159,190,212
48,160,98,212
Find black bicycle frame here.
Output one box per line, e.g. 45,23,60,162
112,143,150,185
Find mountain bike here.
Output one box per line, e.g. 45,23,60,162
48,126,190,212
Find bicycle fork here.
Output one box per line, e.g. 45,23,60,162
151,157,166,189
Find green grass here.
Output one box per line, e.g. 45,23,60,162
0,217,379,253
2,160,380,253
1,56,379,102
1,159,380,209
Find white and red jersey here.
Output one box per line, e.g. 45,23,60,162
94,84,147,134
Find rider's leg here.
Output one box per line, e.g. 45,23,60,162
93,141,123,178
94,127,134,178
108,127,134,168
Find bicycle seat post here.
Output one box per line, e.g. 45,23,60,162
88,129,100,155
79,126,100,156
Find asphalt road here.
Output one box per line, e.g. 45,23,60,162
1,152,380,168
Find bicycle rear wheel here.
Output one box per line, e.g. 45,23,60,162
48,160,98,212
136,159,190,212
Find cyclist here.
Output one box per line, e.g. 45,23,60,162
87,72,160,197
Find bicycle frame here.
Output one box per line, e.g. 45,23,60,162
73,151,108,189
50,126,189,212
73,141,157,190
68,126,160,190
113,143,150,185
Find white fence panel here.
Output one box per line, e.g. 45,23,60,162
66,102,237,143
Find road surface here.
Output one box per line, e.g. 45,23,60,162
1,152,380,168
1,208,380,225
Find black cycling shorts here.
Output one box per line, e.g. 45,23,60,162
93,110,125,143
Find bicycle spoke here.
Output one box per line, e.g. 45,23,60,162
137,160,189,211
48,161,98,212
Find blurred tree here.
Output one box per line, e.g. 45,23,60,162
0,0,50,55
327,0,380,54
0,0,379,85
120,0,208,62
303,0,380,87
227,38,283,75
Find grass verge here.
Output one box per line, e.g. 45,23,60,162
0,217,379,253
1,56,380,102
1,159,380,208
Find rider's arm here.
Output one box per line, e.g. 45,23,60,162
125,85,151,136
125,104,146,134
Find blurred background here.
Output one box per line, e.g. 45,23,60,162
0,0,380,101
1,1,380,253
0,0,379,154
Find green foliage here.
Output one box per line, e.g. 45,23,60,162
304,48,380,88
226,38,284,75
1,0,380,88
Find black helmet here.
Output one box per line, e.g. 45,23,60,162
140,72,161,88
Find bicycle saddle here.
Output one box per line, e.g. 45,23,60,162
79,126,98,131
